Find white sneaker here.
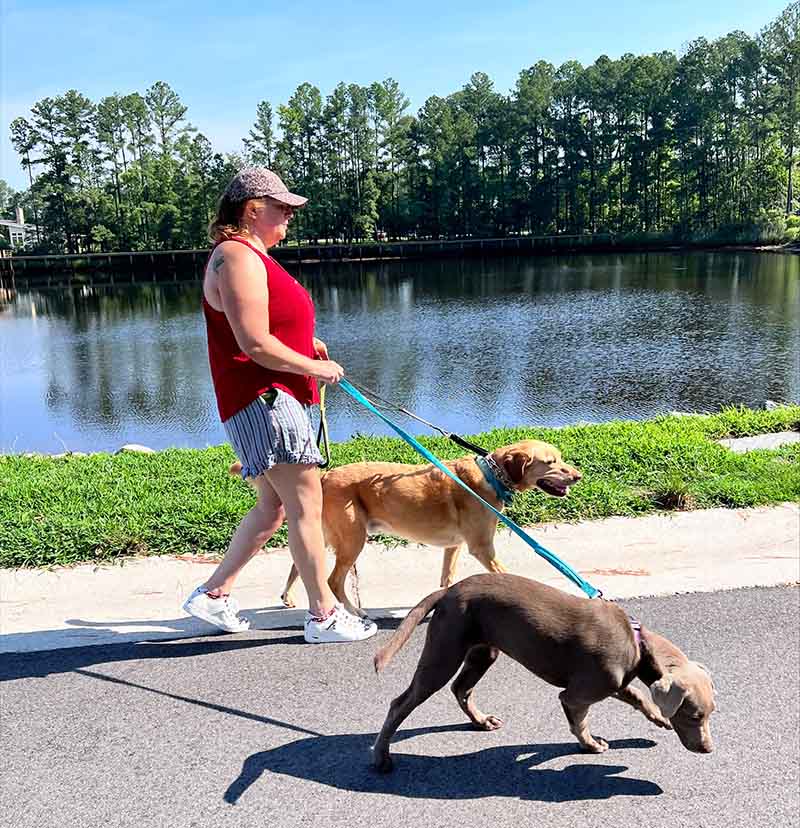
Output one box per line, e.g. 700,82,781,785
304,603,378,643
182,586,250,633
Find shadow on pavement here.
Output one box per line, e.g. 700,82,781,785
0,616,407,682
224,729,662,803
72,667,323,737
1,609,408,662
0,610,298,656
0,631,305,682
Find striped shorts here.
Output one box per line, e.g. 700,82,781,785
223,388,323,479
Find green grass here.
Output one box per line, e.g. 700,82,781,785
1,405,798,569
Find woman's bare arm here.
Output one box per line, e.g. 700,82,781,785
213,242,342,382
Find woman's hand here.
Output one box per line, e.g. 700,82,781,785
313,337,329,360
310,359,345,385
310,337,342,383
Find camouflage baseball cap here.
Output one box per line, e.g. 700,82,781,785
223,167,308,207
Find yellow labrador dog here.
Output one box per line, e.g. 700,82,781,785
262,439,582,616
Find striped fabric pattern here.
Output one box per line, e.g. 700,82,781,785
223,389,323,479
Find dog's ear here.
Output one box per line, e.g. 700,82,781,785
691,661,716,692
650,673,688,719
688,661,717,708
503,451,531,485
636,629,664,685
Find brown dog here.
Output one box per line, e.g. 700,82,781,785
372,573,716,772
278,439,581,615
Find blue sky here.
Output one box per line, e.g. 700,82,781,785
0,0,790,191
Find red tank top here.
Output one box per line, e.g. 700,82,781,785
202,236,319,421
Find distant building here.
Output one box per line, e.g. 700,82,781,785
0,207,40,249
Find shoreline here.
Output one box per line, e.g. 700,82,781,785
5,411,799,461
4,403,798,461
2,238,798,284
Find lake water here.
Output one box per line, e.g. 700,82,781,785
1,251,798,455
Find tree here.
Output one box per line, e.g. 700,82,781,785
762,2,800,214
9,118,42,243
96,94,129,244
277,83,323,240
0,179,16,224
513,60,556,233
145,81,192,156
369,79,409,236
119,93,154,246
244,101,276,166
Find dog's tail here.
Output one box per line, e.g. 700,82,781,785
373,588,448,674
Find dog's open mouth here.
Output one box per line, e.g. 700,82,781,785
536,479,571,497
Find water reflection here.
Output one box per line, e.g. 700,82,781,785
1,252,798,454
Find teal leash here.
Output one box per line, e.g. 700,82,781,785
337,378,601,599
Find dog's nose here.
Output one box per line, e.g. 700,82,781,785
572,470,582,481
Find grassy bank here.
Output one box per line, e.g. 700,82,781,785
1,405,798,569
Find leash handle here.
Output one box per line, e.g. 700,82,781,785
316,384,331,468
448,433,489,457
337,379,601,599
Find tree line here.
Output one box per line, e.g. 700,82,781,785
3,2,799,253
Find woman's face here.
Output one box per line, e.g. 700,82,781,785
247,198,295,245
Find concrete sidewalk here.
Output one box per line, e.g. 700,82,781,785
2,502,797,654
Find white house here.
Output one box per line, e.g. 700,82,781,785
0,207,39,248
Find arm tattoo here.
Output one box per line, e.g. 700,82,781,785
212,254,225,274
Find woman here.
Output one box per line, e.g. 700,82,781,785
183,167,376,643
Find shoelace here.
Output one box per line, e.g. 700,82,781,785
308,605,373,630
326,608,366,629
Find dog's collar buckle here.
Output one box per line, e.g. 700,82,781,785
475,455,515,505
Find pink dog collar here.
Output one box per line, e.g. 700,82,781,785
628,616,642,646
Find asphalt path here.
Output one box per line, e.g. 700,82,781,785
2,586,798,828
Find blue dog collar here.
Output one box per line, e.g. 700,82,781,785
475,456,515,506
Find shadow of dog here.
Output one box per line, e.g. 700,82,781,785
224,727,661,804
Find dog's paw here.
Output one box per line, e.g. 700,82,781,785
582,736,609,753
652,715,673,730
281,593,296,609
372,754,394,774
477,715,504,731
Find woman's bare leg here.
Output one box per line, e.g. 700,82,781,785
203,475,285,594
264,463,336,617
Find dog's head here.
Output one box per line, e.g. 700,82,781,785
491,440,581,497
650,661,716,753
